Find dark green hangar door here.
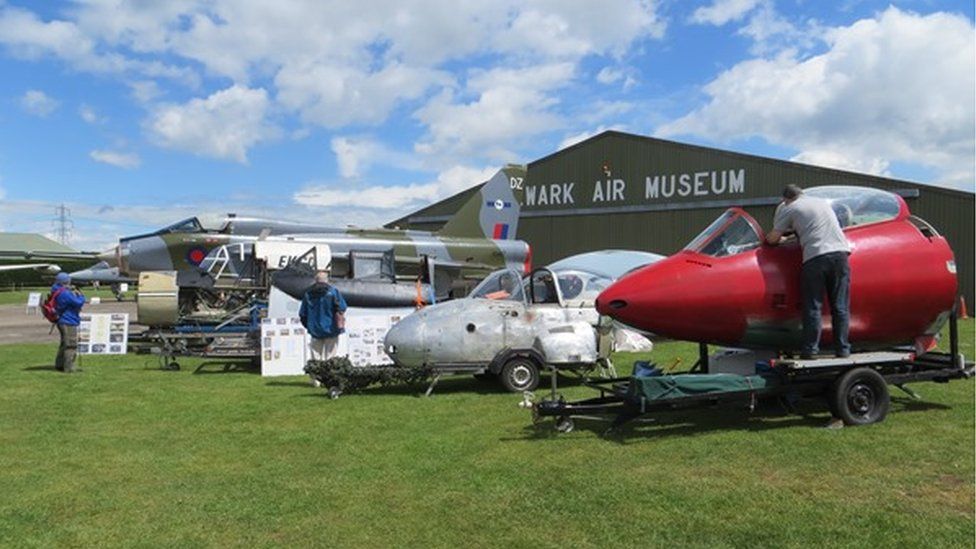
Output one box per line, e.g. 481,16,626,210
392,131,975,309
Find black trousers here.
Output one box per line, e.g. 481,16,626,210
801,252,851,355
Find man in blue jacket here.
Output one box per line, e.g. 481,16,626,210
52,272,86,373
299,270,348,365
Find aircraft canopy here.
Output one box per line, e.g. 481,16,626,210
805,186,905,227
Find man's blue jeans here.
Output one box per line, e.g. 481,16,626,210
801,251,851,356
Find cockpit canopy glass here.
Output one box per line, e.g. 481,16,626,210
683,210,762,257
553,269,612,302
469,269,525,302
161,217,204,234
805,186,903,228
469,268,614,304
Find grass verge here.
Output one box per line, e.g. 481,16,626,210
0,321,972,547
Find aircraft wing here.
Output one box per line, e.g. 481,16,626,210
0,251,99,261
0,263,61,273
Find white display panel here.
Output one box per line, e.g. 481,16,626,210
77,313,129,355
261,288,414,376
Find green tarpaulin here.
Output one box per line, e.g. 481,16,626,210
626,373,778,405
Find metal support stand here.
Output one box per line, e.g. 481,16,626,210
424,373,442,397
949,299,961,369
690,342,709,374
549,365,559,400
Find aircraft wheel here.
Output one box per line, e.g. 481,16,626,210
500,356,540,393
164,361,180,371
830,367,890,426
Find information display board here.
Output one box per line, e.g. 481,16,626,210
78,313,129,355
26,292,41,315
261,288,413,376
342,309,413,366
260,317,309,377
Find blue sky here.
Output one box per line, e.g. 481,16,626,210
0,0,972,250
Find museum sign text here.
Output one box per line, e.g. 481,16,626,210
524,168,746,208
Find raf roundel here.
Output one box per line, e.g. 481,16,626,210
186,247,208,266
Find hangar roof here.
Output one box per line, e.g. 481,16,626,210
0,233,76,254
386,130,973,228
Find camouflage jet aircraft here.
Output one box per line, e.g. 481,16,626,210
114,165,527,292
3,165,529,326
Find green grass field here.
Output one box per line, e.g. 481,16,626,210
1,322,973,547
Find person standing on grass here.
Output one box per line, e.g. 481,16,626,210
51,272,86,373
766,184,852,359
299,270,347,384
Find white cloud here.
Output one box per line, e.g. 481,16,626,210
596,67,625,85
690,0,762,26
791,150,890,176
2,2,666,162
20,89,59,116
294,182,440,210
595,67,637,90
128,80,163,103
147,85,279,163
658,7,976,188
78,104,100,123
414,63,575,163
0,4,197,84
294,164,496,211
275,62,450,128
90,149,141,169
331,136,421,179
736,3,819,55
558,125,628,151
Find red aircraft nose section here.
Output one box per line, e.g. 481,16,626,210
598,189,960,352
597,251,761,346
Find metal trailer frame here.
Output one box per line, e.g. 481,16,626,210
129,328,259,371
530,311,974,434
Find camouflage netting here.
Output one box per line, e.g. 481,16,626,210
304,357,434,394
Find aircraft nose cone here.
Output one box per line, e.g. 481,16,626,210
383,312,426,367
97,246,120,267
596,260,678,334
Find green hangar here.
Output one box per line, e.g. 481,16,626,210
390,131,975,309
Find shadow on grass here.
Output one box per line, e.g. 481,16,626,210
518,395,957,443
298,377,502,398
269,371,571,398
22,364,59,372
266,380,316,388
192,361,260,375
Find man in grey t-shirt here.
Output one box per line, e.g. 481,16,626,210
766,184,852,358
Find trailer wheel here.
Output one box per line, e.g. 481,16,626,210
500,356,540,392
830,367,890,426
555,417,575,433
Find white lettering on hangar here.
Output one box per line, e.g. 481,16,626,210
645,169,745,199
523,168,746,208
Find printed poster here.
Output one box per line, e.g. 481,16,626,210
77,313,129,355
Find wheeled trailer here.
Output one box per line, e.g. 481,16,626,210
129,327,259,371
529,314,974,434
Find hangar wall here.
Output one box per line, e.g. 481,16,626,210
392,131,975,308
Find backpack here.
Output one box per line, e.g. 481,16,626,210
42,287,67,324
331,287,346,331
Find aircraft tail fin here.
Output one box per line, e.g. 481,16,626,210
437,164,526,240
